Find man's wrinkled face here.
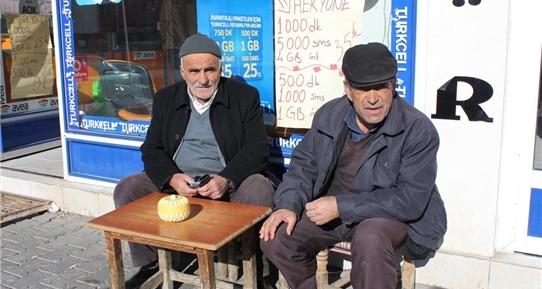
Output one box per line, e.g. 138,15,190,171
344,79,396,133
180,53,222,103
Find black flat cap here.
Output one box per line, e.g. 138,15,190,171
342,42,397,87
179,33,222,59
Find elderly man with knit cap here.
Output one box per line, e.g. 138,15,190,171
259,43,447,289
113,33,277,289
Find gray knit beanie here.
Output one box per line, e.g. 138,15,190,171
179,33,222,59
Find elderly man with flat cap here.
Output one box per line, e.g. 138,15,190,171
114,33,277,289
259,42,447,289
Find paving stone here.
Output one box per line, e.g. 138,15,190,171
3,247,51,265
38,246,83,263
65,231,103,248
34,218,71,232
85,268,110,284
1,258,20,268
74,272,109,288
1,247,20,257
71,254,110,274
36,283,62,289
35,227,71,241
30,224,49,232
70,244,109,261
1,228,16,237
72,261,98,275
6,270,57,288
37,257,83,276
0,239,20,255
77,254,110,274
35,235,75,251
43,270,91,288
2,233,49,249
1,256,53,277
65,226,95,239
57,213,91,226
32,212,58,224
63,218,91,231
0,280,20,289
2,219,38,233
0,270,20,283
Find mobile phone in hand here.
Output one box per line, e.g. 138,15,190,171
188,174,211,188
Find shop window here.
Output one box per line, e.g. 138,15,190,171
56,0,414,138
1,9,56,118
60,0,195,137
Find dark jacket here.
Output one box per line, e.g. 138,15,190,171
141,77,271,192
274,94,447,250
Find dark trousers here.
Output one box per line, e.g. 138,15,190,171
260,215,408,289
113,172,275,277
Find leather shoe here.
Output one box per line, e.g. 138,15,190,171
125,261,159,289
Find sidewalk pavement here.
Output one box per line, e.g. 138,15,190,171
0,210,203,289
1,211,136,289
1,210,243,289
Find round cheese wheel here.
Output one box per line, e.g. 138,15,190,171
157,194,190,222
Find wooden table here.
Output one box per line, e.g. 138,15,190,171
86,192,271,289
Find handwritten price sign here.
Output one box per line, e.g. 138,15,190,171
6,14,54,99
274,0,365,128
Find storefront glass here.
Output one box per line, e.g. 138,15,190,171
52,0,416,182
55,0,416,139
59,0,279,137
1,3,56,118
64,0,174,137
1,1,61,158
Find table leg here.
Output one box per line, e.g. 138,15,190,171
158,249,173,289
104,232,125,289
217,246,228,279
241,227,257,289
196,249,216,289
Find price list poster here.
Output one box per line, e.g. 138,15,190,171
274,0,365,128
5,14,54,100
197,0,275,125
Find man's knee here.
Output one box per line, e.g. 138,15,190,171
113,176,133,208
113,173,156,208
351,218,408,253
260,229,285,257
233,174,275,207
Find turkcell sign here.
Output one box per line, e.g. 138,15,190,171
60,1,80,129
268,134,304,159
391,0,416,105
81,115,149,136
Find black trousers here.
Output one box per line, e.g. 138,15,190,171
260,215,408,289
113,172,275,277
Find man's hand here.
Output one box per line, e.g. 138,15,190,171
305,196,339,225
259,209,297,241
197,175,228,199
169,173,199,197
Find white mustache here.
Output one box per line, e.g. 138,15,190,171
194,83,212,88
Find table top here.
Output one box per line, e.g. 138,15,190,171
86,192,271,250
